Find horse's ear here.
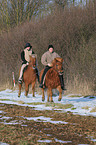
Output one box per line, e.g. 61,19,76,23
55,57,63,63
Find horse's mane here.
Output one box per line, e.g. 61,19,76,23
52,57,63,66
55,57,63,63
30,54,37,58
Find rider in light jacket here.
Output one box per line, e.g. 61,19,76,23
39,44,65,90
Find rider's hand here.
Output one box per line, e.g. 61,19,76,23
27,62,29,65
48,63,53,67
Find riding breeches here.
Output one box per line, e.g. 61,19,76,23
19,63,28,80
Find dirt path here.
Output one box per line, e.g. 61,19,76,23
0,103,96,145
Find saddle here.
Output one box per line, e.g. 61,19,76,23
23,65,28,73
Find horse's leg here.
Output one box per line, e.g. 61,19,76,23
32,81,36,97
25,83,29,96
18,83,22,97
42,88,45,101
47,89,50,102
50,89,53,102
57,86,62,101
48,88,53,102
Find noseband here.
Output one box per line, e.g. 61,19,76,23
29,64,36,69
55,64,63,75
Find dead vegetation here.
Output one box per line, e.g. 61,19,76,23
0,1,96,95
0,103,96,145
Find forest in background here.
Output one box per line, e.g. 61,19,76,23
0,0,96,95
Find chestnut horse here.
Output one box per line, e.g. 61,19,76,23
18,54,37,97
40,57,64,102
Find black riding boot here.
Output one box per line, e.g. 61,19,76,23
39,66,51,88
36,68,40,83
59,74,65,90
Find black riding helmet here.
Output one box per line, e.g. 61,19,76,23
48,45,54,50
24,43,32,49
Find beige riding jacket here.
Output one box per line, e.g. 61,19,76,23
41,51,60,66
24,48,32,62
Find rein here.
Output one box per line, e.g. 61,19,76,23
54,68,63,75
53,64,63,75
29,56,37,70
28,65,38,77
29,63,36,70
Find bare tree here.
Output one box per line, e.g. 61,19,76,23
0,0,51,30
0,0,10,30
54,0,69,8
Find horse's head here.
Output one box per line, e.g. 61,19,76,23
29,54,37,69
52,57,64,73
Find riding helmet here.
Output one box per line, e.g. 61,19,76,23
24,43,32,49
48,45,54,50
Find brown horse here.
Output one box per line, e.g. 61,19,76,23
40,57,64,102
18,54,37,97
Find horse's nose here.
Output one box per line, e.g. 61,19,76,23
58,69,64,74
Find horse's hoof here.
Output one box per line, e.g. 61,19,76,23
51,100,54,102
18,96,20,98
58,98,61,101
42,99,45,102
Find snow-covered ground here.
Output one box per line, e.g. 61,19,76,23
0,89,96,145
0,89,96,117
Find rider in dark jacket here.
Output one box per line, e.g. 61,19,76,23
18,43,39,84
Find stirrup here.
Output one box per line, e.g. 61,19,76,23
18,79,22,84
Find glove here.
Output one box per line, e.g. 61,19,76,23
48,63,53,67
27,62,29,65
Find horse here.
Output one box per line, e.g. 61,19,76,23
39,57,64,102
18,54,37,97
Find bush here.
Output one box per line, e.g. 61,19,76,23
0,2,96,95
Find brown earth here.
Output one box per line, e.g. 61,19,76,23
0,103,96,145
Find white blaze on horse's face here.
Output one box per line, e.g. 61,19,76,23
29,56,36,69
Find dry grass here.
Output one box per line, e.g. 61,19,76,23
0,1,96,95
90,107,96,113
0,103,96,145
65,76,94,96
82,106,90,110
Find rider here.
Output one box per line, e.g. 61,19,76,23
39,44,65,90
18,42,39,84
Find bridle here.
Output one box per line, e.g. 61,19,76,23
54,63,63,75
29,63,36,69
29,57,37,70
